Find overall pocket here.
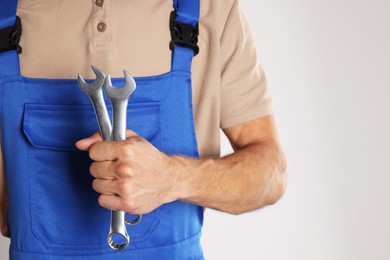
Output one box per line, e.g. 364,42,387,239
23,102,161,251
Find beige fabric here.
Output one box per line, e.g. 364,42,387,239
16,0,273,158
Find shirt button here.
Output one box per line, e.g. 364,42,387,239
97,22,106,32
95,0,104,7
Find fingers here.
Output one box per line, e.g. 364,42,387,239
79,129,153,214
98,194,123,212
90,161,117,179
98,194,142,214
92,178,117,195
76,129,141,150
88,141,120,161
98,194,154,215
75,132,102,151
76,129,142,158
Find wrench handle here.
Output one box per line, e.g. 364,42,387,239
89,96,130,250
90,94,112,141
111,101,143,227
108,102,131,250
105,72,140,250
109,99,142,250
111,101,128,140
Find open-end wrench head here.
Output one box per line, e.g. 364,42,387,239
104,71,136,100
77,65,106,94
123,70,137,94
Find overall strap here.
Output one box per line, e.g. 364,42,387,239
0,0,20,77
173,0,199,26
171,0,200,72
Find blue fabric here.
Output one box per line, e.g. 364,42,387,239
172,0,200,66
10,232,203,260
0,0,17,29
0,0,20,77
173,0,200,26
0,0,203,259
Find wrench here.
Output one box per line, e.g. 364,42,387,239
104,71,142,251
78,67,139,250
77,66,112,141
78,66,130,250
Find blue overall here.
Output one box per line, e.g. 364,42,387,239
0,0,204,259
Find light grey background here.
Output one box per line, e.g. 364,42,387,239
203,0,390,259
1,0,390,259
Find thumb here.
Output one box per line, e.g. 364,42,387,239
75,132,103,151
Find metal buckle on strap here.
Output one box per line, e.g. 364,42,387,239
0,16,22,54
169,11,199,56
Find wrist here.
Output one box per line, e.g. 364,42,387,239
166,155,190,202
168,155,219,203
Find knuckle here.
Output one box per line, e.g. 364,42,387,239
117,180,128,195
128,136,144,144
115,162,131,178
116,143,132,158
123,197,137,212
131,136,144,143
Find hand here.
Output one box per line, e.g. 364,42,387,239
76,130,180,215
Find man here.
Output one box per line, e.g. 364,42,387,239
0,0,286,258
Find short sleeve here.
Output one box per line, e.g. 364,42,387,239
220,0,273,129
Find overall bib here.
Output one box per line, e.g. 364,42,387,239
0,0,204,259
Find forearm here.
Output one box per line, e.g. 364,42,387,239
77,116,286,215
171,140,287,214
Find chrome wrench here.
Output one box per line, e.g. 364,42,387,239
78,66,130,250
78,67,140,250
77,66,111,140
104,71,142,250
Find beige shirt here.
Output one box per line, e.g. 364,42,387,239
16,0,273,158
